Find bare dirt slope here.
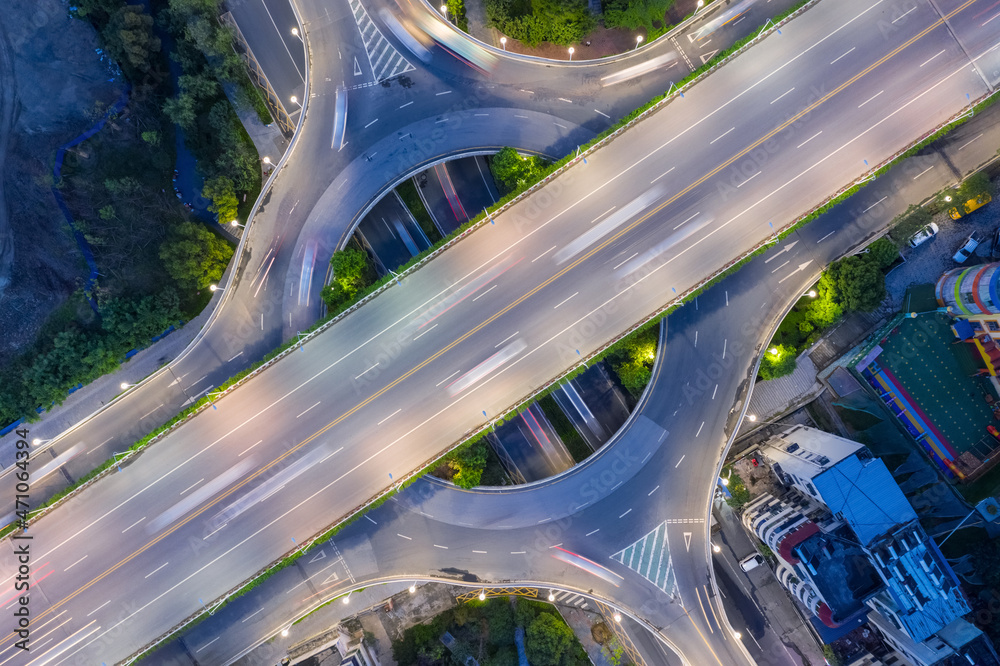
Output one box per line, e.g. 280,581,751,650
0,0,123,363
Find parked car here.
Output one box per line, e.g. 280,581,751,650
953,233,983,263
949,193,992,220
908,222,939,248
740,553,764,572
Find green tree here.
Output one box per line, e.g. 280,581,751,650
759,343,796,380
158,221,234,291
484,597,516,647
102,5,161,79
203,176,239,223
163,94,198,131
867,237,899,270
604,326,658,397
957,171,993,202
604,0,674,33
141,130,161,147
490,147,546,192
804,274,842,328
829,255,886,312
450,440,489,488
525,613,575,666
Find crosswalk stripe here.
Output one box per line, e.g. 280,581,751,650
611,520,678,595
346,0,414,81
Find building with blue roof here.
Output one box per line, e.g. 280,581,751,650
746,426,998,666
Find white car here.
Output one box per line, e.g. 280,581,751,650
740,553,764,572
953,233,982,263
908,222,939,248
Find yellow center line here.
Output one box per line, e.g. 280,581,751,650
2,1,973,649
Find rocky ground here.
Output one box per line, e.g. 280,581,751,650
0,0,124,364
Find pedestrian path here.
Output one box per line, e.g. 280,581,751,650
347,0,414,82
611,521,676,595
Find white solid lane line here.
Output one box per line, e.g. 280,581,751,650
586,529,600,536
354,364,379,380
64,555,87,572
675,455,685,468
242,608,265,623
595,109,610,118
619,509,632,518
892,6,917,23
709,127,736,145
817,230,835,243
364,118,378,128
413,324,438,341
179,478,205,495
433,544,448,549
912,165,934,180
435,370,460,387
796,131,822,149
122,517,146,534
651,166,675,183
144,562,169,579
495,331,520,348
228,351,243,362
296,401,322,418
553,292,579,309
86,601,111,618
532,246,557,262
861,196,888,213
830,46,855,64
472,285,497,301
674,211,700,230
473,550,487,554
919,49,946,68
771,259,790,273
196,637,220,653
377,409,401,426
613,253,638,270
399,101,413,108
239,440,263,457
696,421,705,437
957,133,983,151
769,87,794,105
736,171,761,187
397,534,412,540
648,485,660,496
858,90,884,108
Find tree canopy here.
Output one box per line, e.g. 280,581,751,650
525,613,577,666
490,147,547,192
827,254,886,312
203,176,239,224
158,222,234,292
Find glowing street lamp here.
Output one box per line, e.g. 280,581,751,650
230,220,244,228
290,95,300,106
712,544,721,553
635,35,643,49
568,46,575,61
478,590,486,601
291,27,302,42
210,284,222,292
262,156,272,165
769,347,780,356
500,36,507,50
695,0,704,12
548,591,556,601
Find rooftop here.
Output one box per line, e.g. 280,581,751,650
792,529,882,625
814,452,916,547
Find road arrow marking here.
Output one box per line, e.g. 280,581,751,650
778,260,814,284
764,240,798,263
684,532,692,552
354,57,362,76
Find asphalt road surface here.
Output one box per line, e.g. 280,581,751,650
1,0,998,664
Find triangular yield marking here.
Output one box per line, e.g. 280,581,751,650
700,50,719,64
684,532,692,552
309,550,327,563
354,57,362,76
322,572,340,585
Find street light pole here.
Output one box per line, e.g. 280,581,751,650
568,46,574,61
500,36,506,50
635,35,643,49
